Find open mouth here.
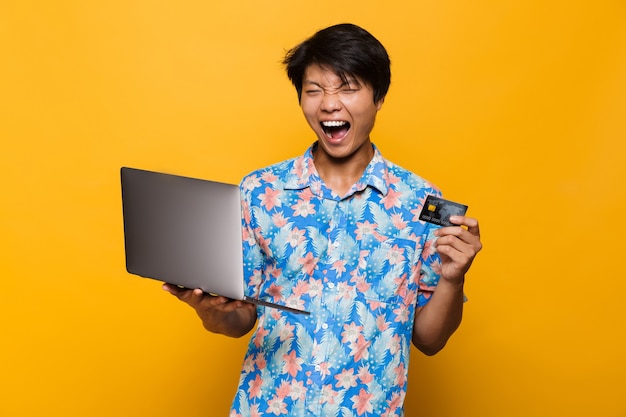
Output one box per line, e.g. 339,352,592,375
321,120,351,140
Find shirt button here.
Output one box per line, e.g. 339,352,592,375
321,323,328,330
328,283,335,288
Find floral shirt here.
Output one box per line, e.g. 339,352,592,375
230,143,443,417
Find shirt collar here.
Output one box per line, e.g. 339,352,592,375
284,142,391,197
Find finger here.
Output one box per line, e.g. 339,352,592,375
435,237,477,271
162,283,192,297
185,290,237,311
435,235,473,258
182,288,207,303
438,221,481,250
163,285,215,307
438,230,482,256
435,226,473,244
449,216,480,236
197,294,233,310
436,238,473,258
214,299,253,313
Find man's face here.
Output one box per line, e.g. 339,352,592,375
300,64,384,162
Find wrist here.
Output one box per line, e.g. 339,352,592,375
439,275,465,290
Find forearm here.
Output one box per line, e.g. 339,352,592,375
412,278,465,355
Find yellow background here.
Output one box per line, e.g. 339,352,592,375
1,1,625,416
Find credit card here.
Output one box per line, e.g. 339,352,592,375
418,195,468,227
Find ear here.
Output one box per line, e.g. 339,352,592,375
375,97,385,111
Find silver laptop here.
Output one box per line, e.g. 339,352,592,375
120,167,309,315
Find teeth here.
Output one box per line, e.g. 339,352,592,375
322,121,347,127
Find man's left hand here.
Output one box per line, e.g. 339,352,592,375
433,215,482,284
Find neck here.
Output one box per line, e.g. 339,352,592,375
312,142,374,196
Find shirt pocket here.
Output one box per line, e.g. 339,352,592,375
356,236,418,306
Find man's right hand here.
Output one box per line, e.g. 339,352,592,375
162,283,257,338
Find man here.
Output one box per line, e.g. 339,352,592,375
164,23,482,416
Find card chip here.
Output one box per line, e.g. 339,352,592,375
418,195,468,227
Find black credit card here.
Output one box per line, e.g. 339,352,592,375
418,195,468,227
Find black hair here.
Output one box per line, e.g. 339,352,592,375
283,23,391,103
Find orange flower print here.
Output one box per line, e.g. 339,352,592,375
288,380,307,401
341,322,363,344
335,368,358,390
350,273,371,293
292,280,310,297
249,404,262,417
387,244,406,265
386,392,403,414
278,322,295,342
307,278,323,298
376,314,390,332
383,169,400,185
257,234,273,257
291,199,316,217
388,335,401,355
298,187,315,201
287,227,306,247
393,306,410,323
253,326,269,348
298,252,318,275
242,199,252,224
267,283,283,301
254,353,266,371
242,174,261,191
351,388,374,415
248,374,263,399
282,350,304,377
317,361,331,378
259,186,282,210
242,355,256,373
410,206,422,222
285,295,306,312
267,395,287,415
391,213,407,229
320,384,339,405
276,380,291,398
422,238,436,260
261,171,278,183
380,187,402,209
355,220,378,240
331,259,347,276
357,366,374,384
271,211,288,227
350,335,371,362
394,362,407,386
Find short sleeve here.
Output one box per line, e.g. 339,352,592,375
240,185,265,298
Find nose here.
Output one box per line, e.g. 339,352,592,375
320,91,342,112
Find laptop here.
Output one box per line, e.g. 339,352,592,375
120,167,309,315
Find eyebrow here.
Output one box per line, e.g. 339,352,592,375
303,79,356,89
